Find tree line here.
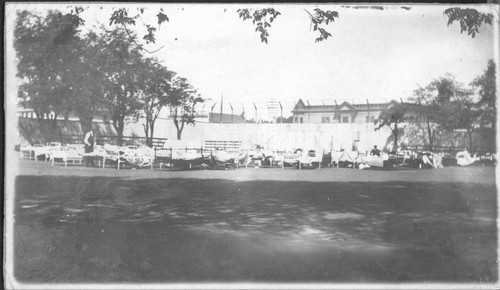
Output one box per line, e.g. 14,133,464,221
376,60,496,154
15,10,203,146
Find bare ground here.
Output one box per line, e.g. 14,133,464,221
10,159,498,284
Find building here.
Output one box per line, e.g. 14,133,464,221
291,99,400,124
17,106,112,123
208,112,246,123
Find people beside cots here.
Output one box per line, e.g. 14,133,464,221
18,139,496,170
370,145,381,157
83,129,96,167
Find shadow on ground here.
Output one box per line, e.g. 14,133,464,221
13,176,497,283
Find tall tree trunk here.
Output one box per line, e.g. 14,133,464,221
149,124,155,147
143,121,149,147
392,124,399,152
112,116,126,146
49,114,60,142
80,116,93,136
117,119,124,146
426,119,434,151
467,129,474,154
173,119,184,140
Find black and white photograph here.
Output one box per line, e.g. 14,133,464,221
4,2,499,289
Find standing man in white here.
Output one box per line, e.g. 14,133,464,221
83,129,96,167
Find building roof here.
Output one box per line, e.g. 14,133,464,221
208,112,246,123
292,99,400,113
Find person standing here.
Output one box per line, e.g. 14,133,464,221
84,129,96,167
370,145,381,157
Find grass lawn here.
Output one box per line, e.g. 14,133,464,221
11,161,498,284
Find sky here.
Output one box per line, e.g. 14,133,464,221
5,3,499,118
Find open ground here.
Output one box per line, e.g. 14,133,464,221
11,160,498,283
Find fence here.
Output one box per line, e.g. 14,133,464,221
204,140,242,151
64,135,169,147
406,145,495,155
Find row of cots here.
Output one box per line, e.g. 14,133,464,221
18,143,494,170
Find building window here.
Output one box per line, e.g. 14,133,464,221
322,117,330,123
342,116,349,123
299,117,303,123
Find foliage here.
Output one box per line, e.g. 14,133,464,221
15,10,80,121
303,8,339,42
61,5,494,49
443,7,494,38
276,116,294,123
427,74,473,132
471,59,496,129
375,102,407,152
407,86,443,150
95,27,145,145
406,71,493,153
237,7,339,43
447,92,482,152
138,57,175,146
14,10,102,137
237,8,281,44
168,77,204,140
71,7,169,53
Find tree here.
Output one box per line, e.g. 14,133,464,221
375,102,407,152
96,27,145,145
425,74,482,152
471,59,496,129
428,75,469,129
452,94,482,153
407,86,444,151
168,77,204,140
69,31,109,133
59,5,494,52
138,57,175,147
443,7,494,38
15,10,88,140
276,116,294,123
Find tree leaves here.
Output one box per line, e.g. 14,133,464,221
143,25,156,43
375,103,408,131
156,11,169,26
443,7,494,38
237,8,281,44
109,8,136,26
470,59,496,128
304,8,339,42
108,7,168,52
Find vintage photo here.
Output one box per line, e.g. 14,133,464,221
4,2,499,289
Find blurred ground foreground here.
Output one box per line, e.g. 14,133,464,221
12,160,497,283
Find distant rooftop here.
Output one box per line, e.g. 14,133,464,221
208,112,246,123
292,99,399,113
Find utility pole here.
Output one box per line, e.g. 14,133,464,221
229,103,234,122
253,103,258,123
211,102,217,123
220,93,223,123
279,101,283,124
334,100,339,122
366,99,370,123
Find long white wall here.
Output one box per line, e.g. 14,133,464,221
124,119,393,152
